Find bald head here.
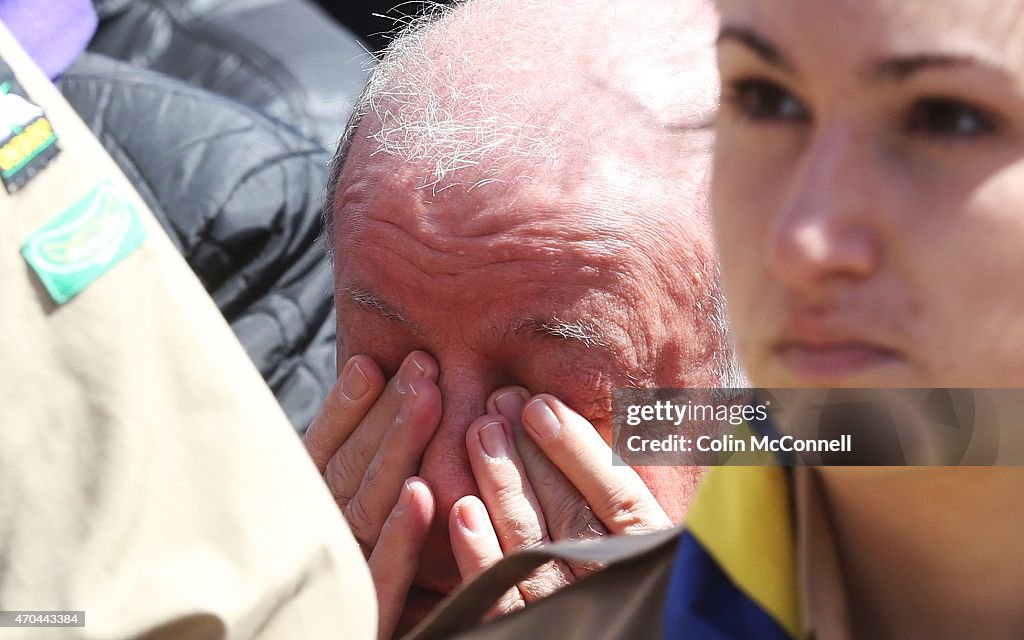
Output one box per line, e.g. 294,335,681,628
326,0,719,218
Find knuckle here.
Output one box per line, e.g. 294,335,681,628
343,495,380,547
483,478,535,521
492,512,545,550
362,452,384,487
502,596,526,615
523,462,562,492
593,486,650,531
545,491,589,535
489,480,528,510
323,443,375,504
486,591,524,621
323,460,356,510
567,557,607,577
561,504,610,542
518,561,572,599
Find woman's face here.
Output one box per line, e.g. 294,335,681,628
713,0,1024,387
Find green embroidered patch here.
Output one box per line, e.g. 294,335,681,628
22,180,146,304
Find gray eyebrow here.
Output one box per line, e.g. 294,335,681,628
343,287,607,349
343,286,408,323
510,316,607,349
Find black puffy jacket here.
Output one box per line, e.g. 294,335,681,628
59,54,336,432
89,0,369,150
56,0,370,432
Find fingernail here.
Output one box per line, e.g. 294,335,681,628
494,390,527,420
523,398,561,440
457,500,487,533
396,480,415,513
479,421,509,459
341,360,371,401
397,353,428,395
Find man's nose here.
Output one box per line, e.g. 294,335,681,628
769,125,884,295
418,362,495,515
409,361,496,594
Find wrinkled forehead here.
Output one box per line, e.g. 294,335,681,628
329,136,720,384
331,140,630,256
717,0,1024,72
331,116,713,264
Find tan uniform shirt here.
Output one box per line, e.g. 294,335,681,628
0,23,375,639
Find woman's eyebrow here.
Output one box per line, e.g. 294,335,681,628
718,24,1010,86
716,25,798,74
872,53,1011,82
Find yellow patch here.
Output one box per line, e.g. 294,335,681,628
1,117,54,176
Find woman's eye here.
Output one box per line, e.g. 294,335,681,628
906,98,996,138
725,79,809,123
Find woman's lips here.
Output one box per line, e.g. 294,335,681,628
775,342,904,381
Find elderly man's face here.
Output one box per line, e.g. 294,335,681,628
331,125,717,595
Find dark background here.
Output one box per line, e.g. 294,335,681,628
316,1,456,52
